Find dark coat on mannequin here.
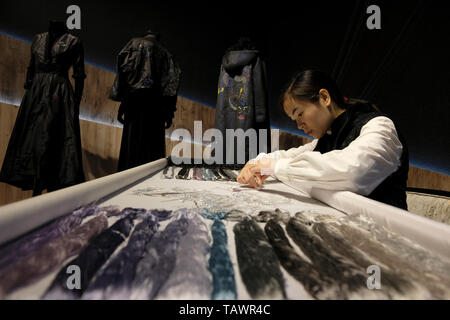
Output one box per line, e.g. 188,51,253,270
110,31,181,171
215,38,270,165
0,20,86,195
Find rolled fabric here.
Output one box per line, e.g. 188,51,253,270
254,209,290,224
224,209,249,222
183,168,191,179
193,167,203,180
222,169,237,181
176,167,188,179
211,169,225,181
218,168,231,181
162,166,175,179
200,168,212,181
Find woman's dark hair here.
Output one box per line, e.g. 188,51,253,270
280,69,347,109
279,69,380,112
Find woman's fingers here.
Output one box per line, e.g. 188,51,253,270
237,161,271,188
237,167,252,184
246,170,258,188
237,171,244,184
250,166,265,188
254,172,263,189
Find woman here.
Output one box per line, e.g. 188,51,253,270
237,69,409,209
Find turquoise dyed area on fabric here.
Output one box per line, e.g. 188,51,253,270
202,210,237,300
209,218,237,299
200,168,212,181
202,210,227,220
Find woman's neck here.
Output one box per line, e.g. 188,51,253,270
331,102,346,120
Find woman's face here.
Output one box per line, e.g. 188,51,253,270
283,95,335,139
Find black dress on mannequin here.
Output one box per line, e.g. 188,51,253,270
0,21,86,196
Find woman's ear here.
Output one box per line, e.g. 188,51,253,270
318,88,331,107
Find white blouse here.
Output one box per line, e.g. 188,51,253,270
254,116,403,196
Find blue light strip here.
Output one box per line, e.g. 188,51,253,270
2,95,447,173
0,30,32,43
78,114,122,128
0,96,21,107
409,160,449,176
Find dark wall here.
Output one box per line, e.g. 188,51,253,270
0,0,449,174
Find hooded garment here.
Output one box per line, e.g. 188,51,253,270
214,50,270,165
0,31,86,192
110,35,181,171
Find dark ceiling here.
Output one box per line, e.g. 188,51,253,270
0,0,449,174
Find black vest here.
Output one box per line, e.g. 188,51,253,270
314,103,409,209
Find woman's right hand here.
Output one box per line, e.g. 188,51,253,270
237,159,275,189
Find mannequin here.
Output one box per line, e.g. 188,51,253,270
215,36,270,165
0,19,86,196
46,20,84,113
110,29,181,171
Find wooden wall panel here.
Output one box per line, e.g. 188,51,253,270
79,119,122,181
408,166,450,192
77,64,119,126
277,131,312,150
0,33,120,126
0,102,18,167
0,102,33,205
0,33,29,106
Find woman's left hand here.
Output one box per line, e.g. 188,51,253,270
237,158,277,189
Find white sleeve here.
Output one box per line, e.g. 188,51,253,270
253,139,318,161
273,116,403,196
